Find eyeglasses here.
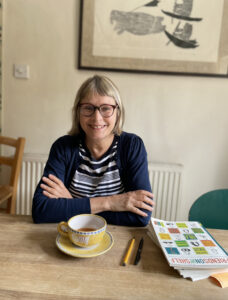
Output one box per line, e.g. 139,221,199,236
79,103,118,118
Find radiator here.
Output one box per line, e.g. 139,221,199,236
16,154,183,220
148,162,183,220
16,154,46,215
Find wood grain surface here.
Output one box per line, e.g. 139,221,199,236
0,214,227,300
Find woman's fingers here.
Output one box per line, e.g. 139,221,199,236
125,190,155,216
142,190,154,199
136,190,155,207
48,174,64,186
40,183,58,196
42,175,63,187
142,196,155,207
41,174,73,199
42,190,57,198
131,206,148,217
41,176,62,198
42,176,57,188
135,199,153,211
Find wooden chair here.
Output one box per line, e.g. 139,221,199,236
189,189,228,229
0,136,25,214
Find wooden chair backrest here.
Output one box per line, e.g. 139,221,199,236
0,136,26,213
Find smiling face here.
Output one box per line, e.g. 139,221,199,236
79,93,118,146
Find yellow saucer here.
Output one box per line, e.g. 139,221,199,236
56,231,114,258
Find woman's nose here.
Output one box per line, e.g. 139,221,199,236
92,108,103,120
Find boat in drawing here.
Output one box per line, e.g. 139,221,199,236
164,22,198,48
162,0,202,22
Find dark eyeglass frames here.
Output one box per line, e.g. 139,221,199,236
79,103,118,118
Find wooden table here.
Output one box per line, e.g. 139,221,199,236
0,214,227,300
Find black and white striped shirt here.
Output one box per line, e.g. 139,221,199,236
69,137,124,198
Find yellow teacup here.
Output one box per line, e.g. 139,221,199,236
57,214,107,247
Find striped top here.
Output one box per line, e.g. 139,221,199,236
69,136,125,198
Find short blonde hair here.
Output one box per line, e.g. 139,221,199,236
68,75,125,136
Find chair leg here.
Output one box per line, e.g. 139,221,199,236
7,194,16,215
10,193,17,215
6,197,12,214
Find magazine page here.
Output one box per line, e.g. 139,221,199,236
177,268,228,282
150,217,228,269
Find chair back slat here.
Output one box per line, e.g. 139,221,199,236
0,136,18,147
0,156,14,166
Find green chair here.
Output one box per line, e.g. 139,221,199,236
189,189,228,230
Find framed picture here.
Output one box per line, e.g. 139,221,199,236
78,0,228,77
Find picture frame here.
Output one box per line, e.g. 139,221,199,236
78,0,228,77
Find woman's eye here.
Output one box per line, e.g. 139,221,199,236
84,106,94,111
101,106,111,112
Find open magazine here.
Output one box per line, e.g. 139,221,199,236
148,217,228,281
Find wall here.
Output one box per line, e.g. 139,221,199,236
2,0,228,219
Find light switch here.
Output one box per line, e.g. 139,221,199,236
14,64,30,79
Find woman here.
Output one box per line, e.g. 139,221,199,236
32,75,154,226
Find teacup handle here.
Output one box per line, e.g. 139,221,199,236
57,221,69,237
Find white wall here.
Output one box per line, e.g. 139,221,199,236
3,0,228,219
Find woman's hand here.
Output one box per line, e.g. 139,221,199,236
40,174,73,199
110,190,154,217
90,190,155,217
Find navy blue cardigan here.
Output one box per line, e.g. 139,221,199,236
32,132,152,226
